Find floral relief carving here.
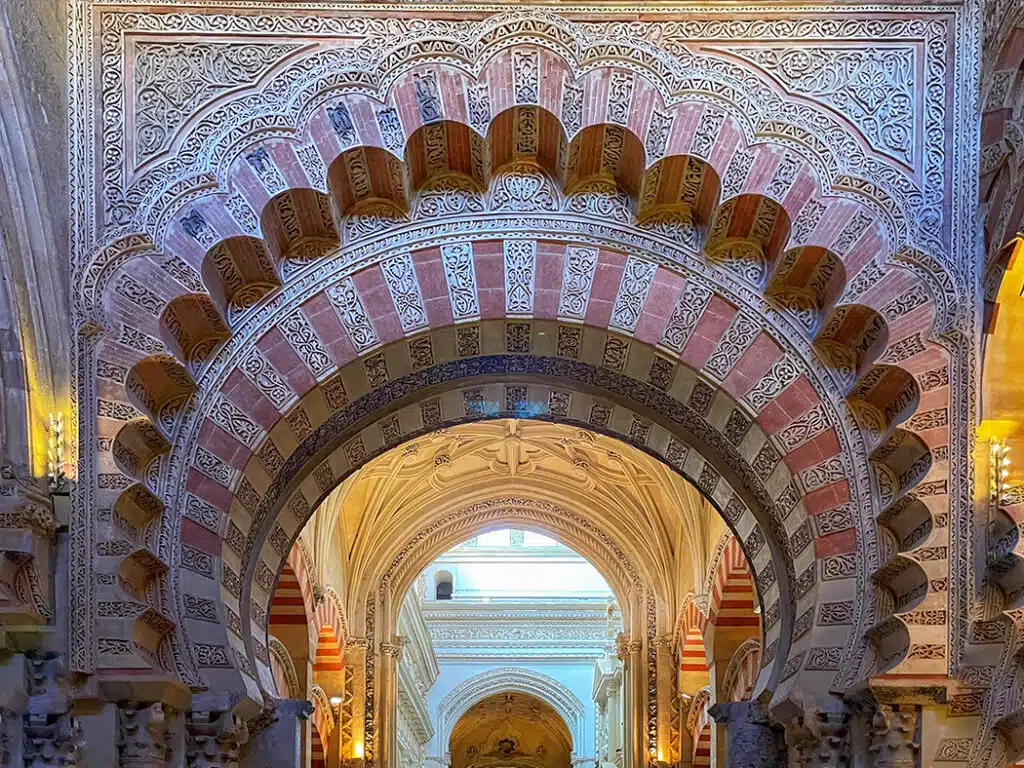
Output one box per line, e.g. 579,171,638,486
132,41,301,167
722,45,917,167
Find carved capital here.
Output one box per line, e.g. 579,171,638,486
868,705,919,768
785,710,850,768
23,712,84,767
615,633,642,661
380,636,406,660
118,701,170,768
652,634,676,651
0,481,56,536
246,700,278,737
187,710,249,767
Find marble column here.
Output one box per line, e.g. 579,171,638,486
607,669,622,762
708,701,784,768
377,638,405,768
242,698,313,768
616,634,644,768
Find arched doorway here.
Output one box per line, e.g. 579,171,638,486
69,12,976,767
449,692,573,768
258,419,765,768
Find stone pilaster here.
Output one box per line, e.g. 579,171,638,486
186,710,249,768
378,638,405,768
118,702,171,768
708,701,784,768
343,638,368,762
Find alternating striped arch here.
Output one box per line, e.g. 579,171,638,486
721,638,762,702
270,559,314,634
310,684,334,768
313,624,343,673
678,598,710,689
312,587,347,674
687,687,712,768
707,535,759,629
693,723,711,767
273,541,347,674
311,727,326,768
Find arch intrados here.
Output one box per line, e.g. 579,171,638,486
404,120,488,192
487,105,568,180
230,355,801,692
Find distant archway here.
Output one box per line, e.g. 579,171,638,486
449,690,573,768
437,668,586,754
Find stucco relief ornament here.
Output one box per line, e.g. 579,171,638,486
490,165,559,212
132,41,303,167
727,46,915,167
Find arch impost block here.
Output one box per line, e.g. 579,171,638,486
97,678,192,711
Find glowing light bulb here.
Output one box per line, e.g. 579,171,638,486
354,743,365,759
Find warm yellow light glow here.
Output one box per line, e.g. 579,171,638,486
47,412,65,491
979,420,1017,442
353,742,364,759
330,696,343,707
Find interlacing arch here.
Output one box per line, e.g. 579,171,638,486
74,13,965,765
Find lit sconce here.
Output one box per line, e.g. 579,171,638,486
330,696,343,707
991,439,1011,506
353,742,365,759
47,412,65,492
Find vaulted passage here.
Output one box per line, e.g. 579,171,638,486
263,419,766,767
